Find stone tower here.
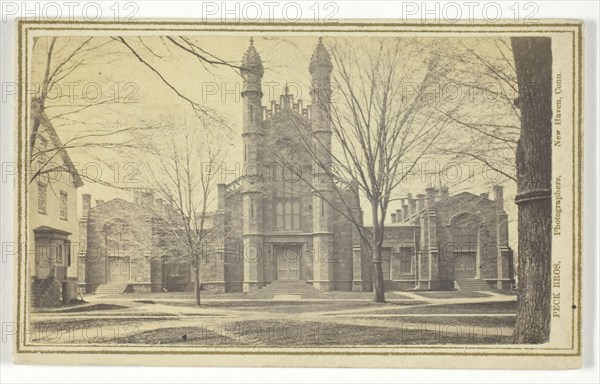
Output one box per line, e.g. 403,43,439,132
309,38,335,290
240,38,265,292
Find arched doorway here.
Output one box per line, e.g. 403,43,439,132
450,212,480,279
103,218,132,283
275,243,301,280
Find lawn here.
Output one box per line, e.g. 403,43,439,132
95,290,412,301
164,300,423,314
28,318,165,344
351,315,515,329
117,326,233,345
351,301,517,315
413,291,492,299
112,319,514,346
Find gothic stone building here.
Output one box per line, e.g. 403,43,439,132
378,186,514,291
204,39,514,293
81,39,514,295
79,191,192,294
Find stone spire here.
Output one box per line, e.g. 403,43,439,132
309,37,333,76
241,37,264,79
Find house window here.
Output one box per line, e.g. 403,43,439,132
60,190,68,220
37,182,47,214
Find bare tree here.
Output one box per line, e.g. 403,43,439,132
30,36,242,188
428,38,520,184
277,39,457,302
141,120,225,306
29,36,157,189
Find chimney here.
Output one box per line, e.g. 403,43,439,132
217,183,227,210
95,199,104,205
493,185,504,210
141,190,154,208
425,187,437,208
155,198,164,214
416,194,425,212
402,203,409,221
407,193,413,218
440,186,449,198
298,99,303,114
82,194,91,217
396,209,402,223
391,213,397,223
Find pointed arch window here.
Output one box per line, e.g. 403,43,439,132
276,202,284,229
292,202,300,229
274,163,301,231
284,202,292,228
275,201,301,230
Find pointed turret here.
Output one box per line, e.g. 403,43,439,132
309,37,333,76
309,37,333,124
310,37,335,291
240,37,263,133
240,37,265,293
241,37,264,79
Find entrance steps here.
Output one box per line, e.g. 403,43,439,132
248,280,325,299
455,279,492,291
94,282,128,295
31,277,62,307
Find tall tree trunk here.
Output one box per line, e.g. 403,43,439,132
511,37,553,343
194,263,201,306
371,204,386,303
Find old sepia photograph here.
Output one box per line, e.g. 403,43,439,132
10,19,583,369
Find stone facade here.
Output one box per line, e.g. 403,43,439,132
81,191,192,294
205,39,514,293
204,38,358,293
383,186,514,291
